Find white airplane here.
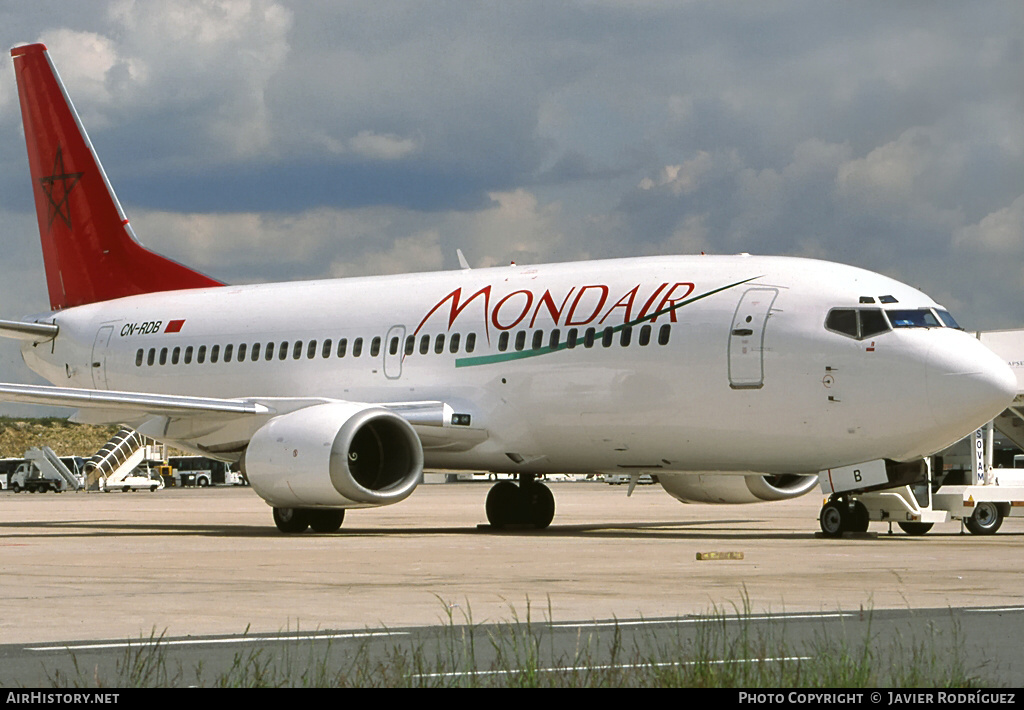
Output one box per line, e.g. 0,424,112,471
1,44,1015,534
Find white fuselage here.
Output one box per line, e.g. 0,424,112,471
22,254,1013,476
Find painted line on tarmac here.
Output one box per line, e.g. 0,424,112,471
548,612,855,629
26,630,407,653
410,655,814,681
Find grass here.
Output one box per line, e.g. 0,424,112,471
40,599,988,688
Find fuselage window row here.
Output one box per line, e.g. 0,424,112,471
134,325,671,367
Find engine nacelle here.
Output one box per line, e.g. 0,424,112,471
659,472,819,504
242,402,424,509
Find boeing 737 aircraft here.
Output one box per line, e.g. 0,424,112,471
1,44,1016,534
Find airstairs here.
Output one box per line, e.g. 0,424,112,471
25,446,82,491
84,426,158,489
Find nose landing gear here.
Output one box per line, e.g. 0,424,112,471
819,497,870,537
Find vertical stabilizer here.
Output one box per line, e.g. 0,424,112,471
11,44,222,311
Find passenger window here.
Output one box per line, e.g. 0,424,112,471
567,328,578,349
449,333,461,353
224,344,233,363
602,327,614,347
251,343,261,361
514,331,526,351
197,345,207,364
370,337,381,357
159,348,168,366
265,342,275,361
549,329,561,350
147,348,155,366
465,333,476,353
337,339,347,357
278,342,289,360
532,330,544,350
136,349,144,367
322,339,332,358
293,341,303,360
434,334,445,354
237,343,246,361
498,332,510,352
419,335,430,355
658,324,671,345
584,327,596,348
620,325,632,347
639,325,651,346
390,337,400,356
306,340,317,359
172,346,181,365
405,335,415,356
211,345,220,363
352,338,363,357
184,346,193,365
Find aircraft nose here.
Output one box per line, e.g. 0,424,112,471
927,336,1017,426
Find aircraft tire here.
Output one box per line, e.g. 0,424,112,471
523,482,555,529
848,501,870,533
486,481,522,529
965,502,1003,535
897,522,933,535
819,501,846,537
273,507,310,533
308,509,346,533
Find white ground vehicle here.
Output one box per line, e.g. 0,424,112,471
7,449,83,493
99,465,164,493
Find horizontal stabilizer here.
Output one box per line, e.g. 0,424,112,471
0,319,58,342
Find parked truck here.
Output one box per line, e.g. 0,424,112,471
8,448,84,493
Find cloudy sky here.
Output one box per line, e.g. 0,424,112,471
0,1,1021,413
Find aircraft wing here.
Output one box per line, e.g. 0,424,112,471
0,382,461,430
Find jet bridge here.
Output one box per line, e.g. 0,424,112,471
978,329,1024,449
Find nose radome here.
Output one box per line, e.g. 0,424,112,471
927,336,1017,427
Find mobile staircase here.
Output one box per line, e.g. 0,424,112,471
85,427,158,490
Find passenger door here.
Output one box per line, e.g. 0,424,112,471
728,288,778,389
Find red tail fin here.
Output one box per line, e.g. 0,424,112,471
11,44,222,311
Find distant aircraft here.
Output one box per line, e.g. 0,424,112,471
0,44,1015,533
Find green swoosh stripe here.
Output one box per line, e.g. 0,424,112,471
454,275,761,368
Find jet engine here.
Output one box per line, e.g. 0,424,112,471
659,472,819,504
242,402,424,509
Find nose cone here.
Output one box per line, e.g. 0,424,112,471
927,334,1017,428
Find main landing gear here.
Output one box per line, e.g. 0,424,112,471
271,475,558,533
272,507,346,534
485,475,555,530
818,496,870,538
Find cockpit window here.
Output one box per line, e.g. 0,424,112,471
935,310,961,329
825,309,858,338
887,309,941,328
859,309,889,338
825,308,892,340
